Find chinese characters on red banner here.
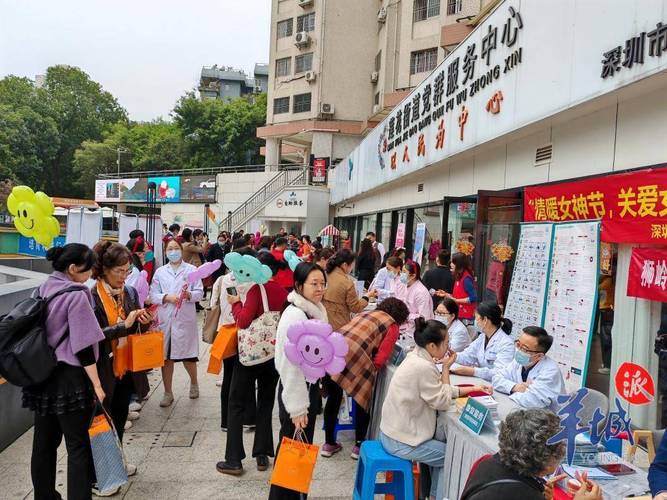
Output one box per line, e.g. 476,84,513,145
627,247,667,301
524,168,667,243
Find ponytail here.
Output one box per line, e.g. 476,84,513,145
326,249,355,274
414,317,448,347
476,301,513,336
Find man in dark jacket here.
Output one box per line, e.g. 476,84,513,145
206,232,230,283
422,249,453,310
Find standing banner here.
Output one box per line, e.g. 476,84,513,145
65,209,103,248
395,223,406,249
504,223,554,340
119,214,163,265
543,221,600,393
311,157,329,185
627,247,667,302
524,167,667,244
413,223,426,266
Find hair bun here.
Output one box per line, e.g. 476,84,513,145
414,316,426,332
46,246,64,262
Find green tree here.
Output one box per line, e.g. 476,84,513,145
173,93,266,169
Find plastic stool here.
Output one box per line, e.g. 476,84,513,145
353,440,414,500
385,462,420,499
323,397,357,442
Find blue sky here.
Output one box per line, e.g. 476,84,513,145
0,0,271,121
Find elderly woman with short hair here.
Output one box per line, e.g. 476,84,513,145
461,408,602,500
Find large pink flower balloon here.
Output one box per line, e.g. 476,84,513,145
135,270,150,307
284,320,348,383
187,259,222,285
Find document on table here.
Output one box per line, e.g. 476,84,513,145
562,464,617,481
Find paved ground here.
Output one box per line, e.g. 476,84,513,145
0,332,358,499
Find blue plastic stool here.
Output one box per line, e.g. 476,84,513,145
353,440,414,500
323,396,357,442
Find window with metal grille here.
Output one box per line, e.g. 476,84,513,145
274,97,290,114
414,0,440,22
293,93,312,113
375,50,382,72
410,48,438,75
534,144,553,166
446,0,462,15
275,57,291,77
277,18,293,38
295,53,313,73
297,12,316,32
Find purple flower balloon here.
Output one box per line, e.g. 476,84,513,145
284,320,348,383
135,270,150,307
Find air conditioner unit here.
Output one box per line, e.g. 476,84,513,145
378,7,387,23
305,71,317,82
294,32,311,48
372,104,381,114
320,103,335,116
370,71,379,83
298,0,314,7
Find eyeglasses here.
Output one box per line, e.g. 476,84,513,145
305,281,327,290
109,267,131,277
514,340,543,355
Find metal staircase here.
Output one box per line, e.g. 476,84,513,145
219,166,309,232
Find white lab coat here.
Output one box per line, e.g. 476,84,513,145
446,318,471,353
492,356,566,412
209,272,253,327
455,328,515,381
150,261,204,360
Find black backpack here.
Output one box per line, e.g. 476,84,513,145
0,286,83,387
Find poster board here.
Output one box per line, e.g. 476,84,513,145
504,223,554,340
413,223,426,266
543,221,600,393
65,209,103,248
118,214,164,266
395,223,406,248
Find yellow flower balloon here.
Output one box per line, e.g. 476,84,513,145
7,186,60,248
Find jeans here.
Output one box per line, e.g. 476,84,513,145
322,376,370,446
380,431,446,500
268,382,322,500
225,358,278,464
32,409,95,500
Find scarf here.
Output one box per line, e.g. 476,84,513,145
287,291,328,322
96,279,128,378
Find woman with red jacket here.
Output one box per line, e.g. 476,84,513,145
437,252,477,324
322,298,409,460
217,251,288,477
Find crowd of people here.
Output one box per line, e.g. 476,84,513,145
24,225,612,499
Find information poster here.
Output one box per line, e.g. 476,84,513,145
504,223,554,340
544,221,600,393
395,223,406,248
413,223,426,266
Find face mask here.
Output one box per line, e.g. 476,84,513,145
474,318,483,332
167,250,182,263
399,272,409,285
144,251,154,262
387,270,397,279
218,240,226,246
514,349,532,367
441,315,451,326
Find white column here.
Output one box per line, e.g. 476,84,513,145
264,137,282,171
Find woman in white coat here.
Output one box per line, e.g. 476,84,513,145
450,301,515,382
269,261,328,500
150,239,204,407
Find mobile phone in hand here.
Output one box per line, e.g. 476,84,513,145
226,287,237,296
147,303,159,314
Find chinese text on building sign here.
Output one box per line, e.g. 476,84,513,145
627,247,667,302
524,167,667,243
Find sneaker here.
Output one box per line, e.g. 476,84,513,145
160,392,174,407
243,424,256,432
216,461,244,476
256,455,270,471
598,367,611,375
215,379,223,387
124,420,133,431
320,442,343,458
350,445,360,460
126,463,137,477
189,384,199,399
127,411,140,421
92,484,121,497
128,402,142,412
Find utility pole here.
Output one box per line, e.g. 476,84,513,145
116,147,129,176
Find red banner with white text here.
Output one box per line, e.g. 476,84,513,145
627,248,667,302
524,168,667,243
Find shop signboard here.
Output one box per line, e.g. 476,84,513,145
525,167,667,244
180,175,216,201
332,3,667,205
311,157,328,185
627,247,667,302
270,190,307,218
395,223,406,248
148,176,181,203
413,223,427,266
18,235,65,257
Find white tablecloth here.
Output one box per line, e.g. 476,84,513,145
371,366,650,500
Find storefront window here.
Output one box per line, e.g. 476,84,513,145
412,204,443,271
446,202,476,254
380,211,392,250
360,214,377,245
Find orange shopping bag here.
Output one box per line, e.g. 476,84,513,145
127,331,164,372
207,324,238,375
270,430,319,494
112,339,130,378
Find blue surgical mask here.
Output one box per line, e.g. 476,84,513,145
387,270,397,279
167,250,182,263
514,349,532,367
399,272,409,285
144,251,154,262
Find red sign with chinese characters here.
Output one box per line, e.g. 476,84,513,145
627,247,667,302
614,362,655,405
524,167,667,243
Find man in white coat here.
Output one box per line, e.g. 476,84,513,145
492,326,565,412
